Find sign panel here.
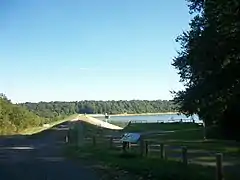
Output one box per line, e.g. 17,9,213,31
120,133,141,143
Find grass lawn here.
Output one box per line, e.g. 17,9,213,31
123,122,201,132
66,121,240,180
66,144,216,180
124,123,240,155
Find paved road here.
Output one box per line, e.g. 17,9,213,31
0,121,98,180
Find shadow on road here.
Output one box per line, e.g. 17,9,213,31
0,121,98,180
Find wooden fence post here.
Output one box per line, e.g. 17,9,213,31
92,136,96,146
65,135,68,143
216,153,223,180
122,142,127,153
65,130,70,143
160,143,165,159
182,146,188,165
145,141,149,156
109,137,113,148
140,138,144,156
128,142,131,149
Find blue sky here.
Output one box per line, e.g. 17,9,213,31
0,0,191,103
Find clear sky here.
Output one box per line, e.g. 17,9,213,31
0,0,191,103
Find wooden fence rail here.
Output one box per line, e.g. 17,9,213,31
67,130,223,180
129,119,202,124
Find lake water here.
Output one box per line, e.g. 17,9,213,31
97,114,202,123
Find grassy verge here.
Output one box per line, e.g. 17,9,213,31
123,122,200,132
124,123,240,154
65,121,240,180
20,114,78,135
66,144,216,180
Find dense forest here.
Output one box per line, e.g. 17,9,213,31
21,100,177,119
172,0,240,140
0,94,46,135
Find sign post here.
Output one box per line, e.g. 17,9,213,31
203,120,206,140
120,133,141,153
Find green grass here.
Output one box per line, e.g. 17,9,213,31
72,122,240,156
81,121,117,136
123,122,200,132
124,123,240,155
66,122,240,180
66,144,216,180
20,114,78,135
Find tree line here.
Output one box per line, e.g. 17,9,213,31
21,100,177,119
1,93,176,135
172,0,240,140
0,94,46,135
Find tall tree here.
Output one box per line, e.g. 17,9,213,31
0,95,45,134
172,0,240,140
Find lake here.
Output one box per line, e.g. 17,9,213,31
97,114,202,123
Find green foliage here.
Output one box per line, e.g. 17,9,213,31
21,100,177,118
172,0,240,140
0,95,45,134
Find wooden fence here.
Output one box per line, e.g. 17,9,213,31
124,118,202,124
67,133,223,180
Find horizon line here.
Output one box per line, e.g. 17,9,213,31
15,98,174,104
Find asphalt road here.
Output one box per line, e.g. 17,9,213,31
0,121,98,180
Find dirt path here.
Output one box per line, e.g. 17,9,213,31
0,121,98,180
